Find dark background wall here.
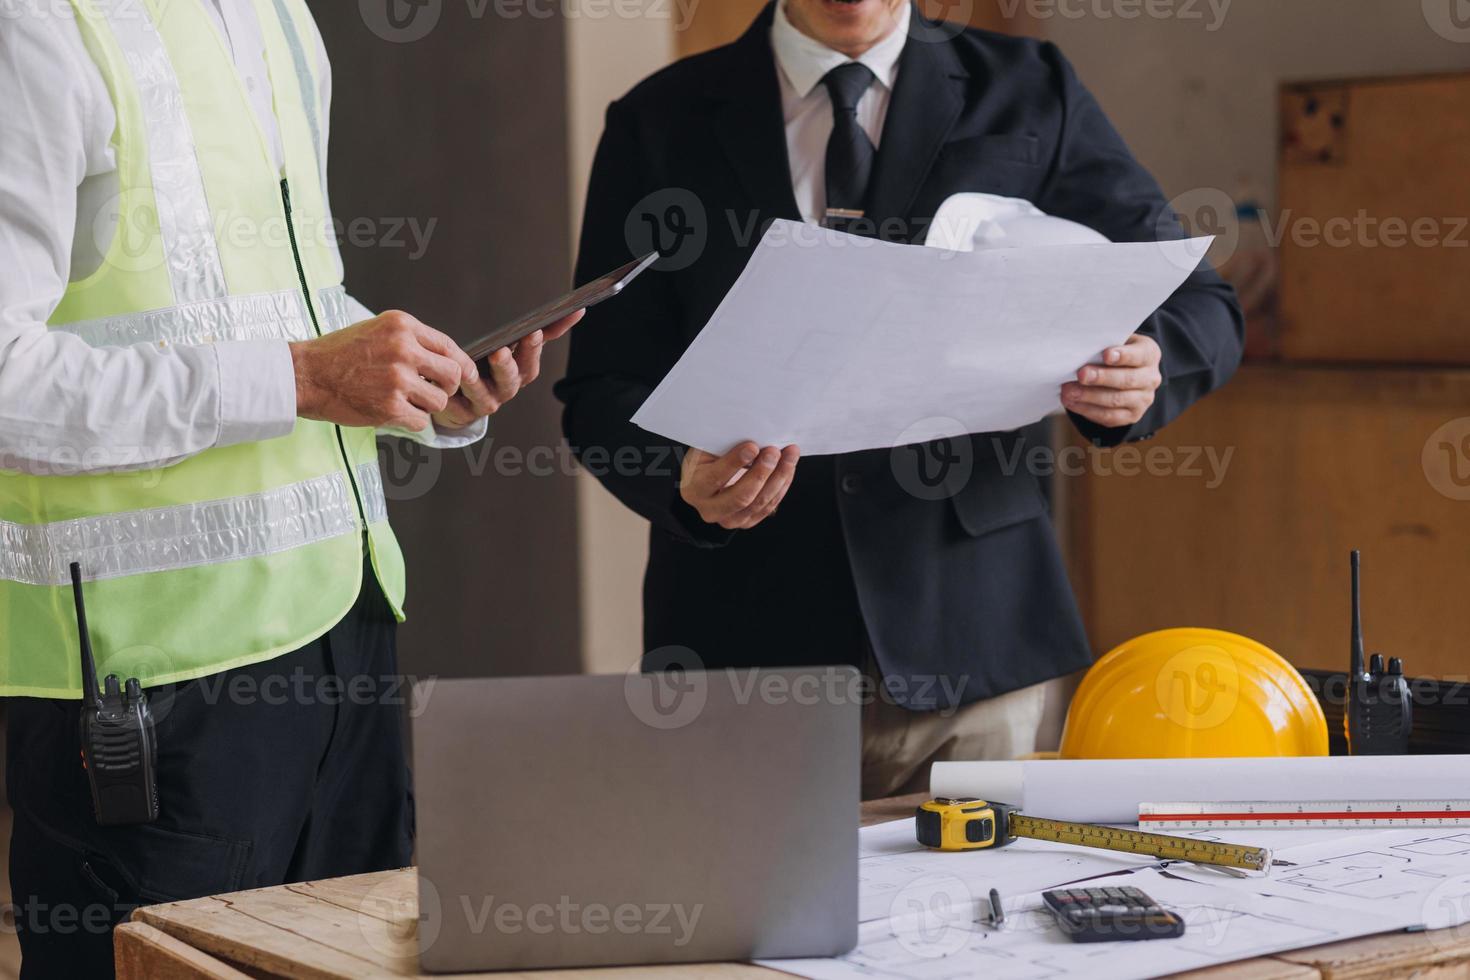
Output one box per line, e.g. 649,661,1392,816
308,0,582,679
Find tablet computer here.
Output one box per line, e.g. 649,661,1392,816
465,251,659,363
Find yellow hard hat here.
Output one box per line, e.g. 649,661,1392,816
1059,628,1328,759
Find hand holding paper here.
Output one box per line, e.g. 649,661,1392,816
1062,332,1164,428
680,442,801,531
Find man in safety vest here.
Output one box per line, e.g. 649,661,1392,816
0,1,579,974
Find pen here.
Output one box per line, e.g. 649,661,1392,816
988,888,1005,929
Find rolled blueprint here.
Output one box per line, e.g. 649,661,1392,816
930,755,1470,824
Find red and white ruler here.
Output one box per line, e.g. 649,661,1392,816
1138,800,1470,830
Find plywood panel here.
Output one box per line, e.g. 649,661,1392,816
675,0,1038,59
114,923,252,980
1066,365,1470,680
1279,73,1470,365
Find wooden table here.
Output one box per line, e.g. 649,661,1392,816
116,794,1470,979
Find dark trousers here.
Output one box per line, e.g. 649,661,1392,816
5,560,413,978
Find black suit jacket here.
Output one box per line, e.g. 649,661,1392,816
555,4,1244,710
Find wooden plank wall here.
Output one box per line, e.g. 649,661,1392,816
1066,365,1470,680
1278,74,1470,365
1071,72,1470,685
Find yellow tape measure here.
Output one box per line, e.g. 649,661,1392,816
916,798,1272,873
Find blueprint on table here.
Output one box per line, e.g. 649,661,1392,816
760,819,1470,980
1166,825,1470,927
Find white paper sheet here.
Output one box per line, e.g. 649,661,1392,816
631,220,1211,456
760,822,1466,980
855,818,1155,924
762,869,1397,980
930,756,1470,824
854,817,1397,928
1164,826,1470,927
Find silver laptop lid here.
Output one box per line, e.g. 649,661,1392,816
412,667,859,972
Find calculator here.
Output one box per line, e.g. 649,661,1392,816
1040,886,1186,942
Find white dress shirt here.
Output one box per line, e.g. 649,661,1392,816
769,1,911,225
0,0,482,477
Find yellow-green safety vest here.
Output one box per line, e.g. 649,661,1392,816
0,0,408,697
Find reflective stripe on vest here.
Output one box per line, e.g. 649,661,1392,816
52,285,353,348
102,0,228,305
0,461,388,588
266,0,336,275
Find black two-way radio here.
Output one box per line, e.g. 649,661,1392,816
70,562,158,826
1345,550,1412,755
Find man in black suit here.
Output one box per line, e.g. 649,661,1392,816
556,0,1243,798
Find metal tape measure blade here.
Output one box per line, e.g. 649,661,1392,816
1011,814,1272,872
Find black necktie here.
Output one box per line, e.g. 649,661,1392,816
821,62,877,230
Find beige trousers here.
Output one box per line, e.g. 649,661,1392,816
860,670,1054,801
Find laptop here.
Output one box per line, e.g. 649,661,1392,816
411,668,860,973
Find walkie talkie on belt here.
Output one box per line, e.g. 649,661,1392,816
70,562,159,826
1345,550,1412,755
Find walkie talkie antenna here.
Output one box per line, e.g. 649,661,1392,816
69,561,102,709
1350,550,1366,681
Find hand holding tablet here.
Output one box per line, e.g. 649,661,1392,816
464,251,659,372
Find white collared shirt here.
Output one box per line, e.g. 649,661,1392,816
770,1,911,225
0,1,481,477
